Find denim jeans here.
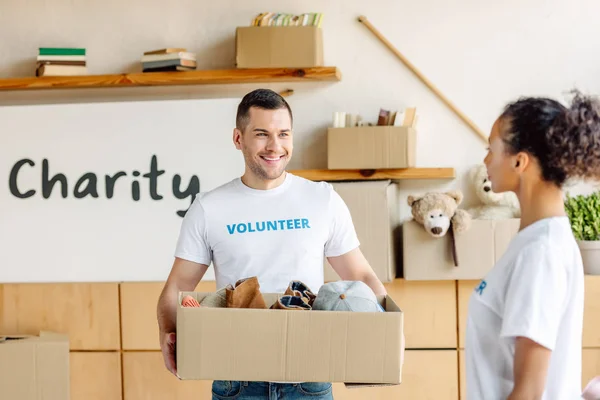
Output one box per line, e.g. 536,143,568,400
212,380,333,399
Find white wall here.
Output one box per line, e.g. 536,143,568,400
1,0,599,282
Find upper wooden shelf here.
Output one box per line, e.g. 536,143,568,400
0,66,341,91
289,168,456,181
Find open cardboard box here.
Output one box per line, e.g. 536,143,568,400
0,331,70,400
402,218,520,280
176,291,404,387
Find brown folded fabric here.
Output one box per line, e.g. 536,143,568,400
270,295,312,310
285,280,316,307
226,277,267,309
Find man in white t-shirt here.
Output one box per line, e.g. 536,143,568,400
157,88,387,399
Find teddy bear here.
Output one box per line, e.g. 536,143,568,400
466,164,520,219
407,190,472,266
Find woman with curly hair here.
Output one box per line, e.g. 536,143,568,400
465,91,600,400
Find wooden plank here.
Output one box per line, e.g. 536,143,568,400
459,350,465,400
122,351,212,400
583,349,600,390
71,352,122,400
0,283,120,350
289,168,455,181
384,279,457,348
584,276,600,348
332,350,459,400
457,280,479,349
120,281,216,350
0,67,341,91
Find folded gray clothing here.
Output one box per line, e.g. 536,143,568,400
199,287,227,308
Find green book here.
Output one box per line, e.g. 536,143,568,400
39,48,86,56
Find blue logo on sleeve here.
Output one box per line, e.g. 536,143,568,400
226,218,311,235
475,280,487,295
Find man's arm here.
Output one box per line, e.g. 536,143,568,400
157,257,208,375
327,247,387,296
507,336,552,400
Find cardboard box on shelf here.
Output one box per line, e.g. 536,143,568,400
327,126,416,170
324,180,400,283
176,291,404,386
0,331,70,400
235,26,324,68
402,218,520,280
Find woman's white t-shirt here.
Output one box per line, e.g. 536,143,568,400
465,216,584,400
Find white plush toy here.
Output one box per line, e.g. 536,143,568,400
466,164,521,220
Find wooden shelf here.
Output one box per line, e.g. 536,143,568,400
0,66,341,91
289,168,456,181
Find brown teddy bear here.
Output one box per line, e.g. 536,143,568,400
407,190,471,266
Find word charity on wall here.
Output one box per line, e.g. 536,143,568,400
8,155,199,217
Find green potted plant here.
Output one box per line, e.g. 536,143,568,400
565,191,600,275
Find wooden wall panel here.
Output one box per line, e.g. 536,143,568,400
583,276,600,348
123,351,212,400
120,281,216,350
70,352,122,400
0,283,120,350
457,280,478,349
333,350,459,400
384,279,457,348
583,349,600,389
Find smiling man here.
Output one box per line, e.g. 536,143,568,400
157,88,386,399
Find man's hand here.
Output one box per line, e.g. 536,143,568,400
327,247,387,296
157,257,208,376
160,331,178,377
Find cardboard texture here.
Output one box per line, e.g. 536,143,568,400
324,181,400,283
402,218,520,280
0,331,70,400
176,292,403,386
327,127,416,170
235,26,324,68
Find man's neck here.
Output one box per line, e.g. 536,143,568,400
516,178,566,231
241,171,287,190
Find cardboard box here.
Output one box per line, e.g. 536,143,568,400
235,26,324,68
0,331,70,400
176,292,404,386
324,180,400,283
402,218,520,280
327,127,416,170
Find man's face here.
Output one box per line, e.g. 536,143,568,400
234,107,293,181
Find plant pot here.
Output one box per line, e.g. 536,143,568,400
577,240,600,275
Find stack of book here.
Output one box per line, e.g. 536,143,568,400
251,12,323,27
141,48,197,72
36,47,87,77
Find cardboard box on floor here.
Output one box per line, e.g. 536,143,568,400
176,292,404,386
402,218,520,280
235,26,324,68
327,127,416,169
324,180,400,283
0,331,70,400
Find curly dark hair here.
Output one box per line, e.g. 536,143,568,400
236,89,293,132
499,91,600,186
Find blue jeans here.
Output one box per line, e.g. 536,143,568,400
212,380,333,399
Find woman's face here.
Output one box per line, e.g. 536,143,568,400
484,117,520,193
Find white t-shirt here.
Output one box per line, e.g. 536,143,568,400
465,216,584,400
173,172,360,293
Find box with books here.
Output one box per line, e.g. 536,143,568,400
327,108,418,169
235,13,324,68
36,47,88,76
141,48,197,72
